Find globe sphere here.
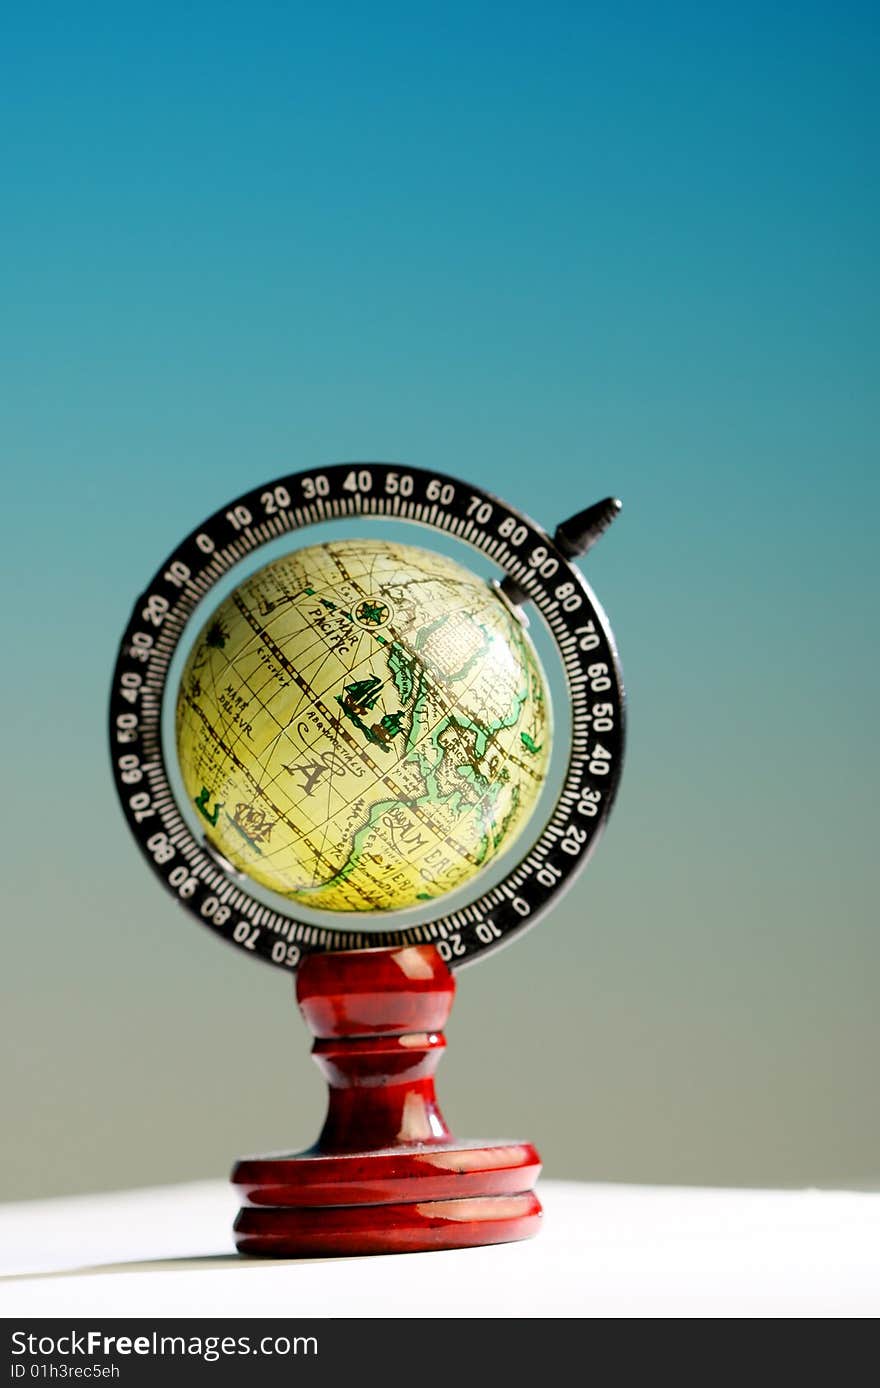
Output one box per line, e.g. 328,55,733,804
175,539,550,912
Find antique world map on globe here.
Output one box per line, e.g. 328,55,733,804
175,538,551,913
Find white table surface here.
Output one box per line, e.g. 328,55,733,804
0,1179,877,1318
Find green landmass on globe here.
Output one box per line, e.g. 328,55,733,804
175,538,551,912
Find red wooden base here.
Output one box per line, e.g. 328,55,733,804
231,945,542,1257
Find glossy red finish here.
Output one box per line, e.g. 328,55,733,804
297,944,455,1038
234,1139,542,1208
234,1192,542,1258
231,945,542,1257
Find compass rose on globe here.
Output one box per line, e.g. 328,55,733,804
110,463,625,1256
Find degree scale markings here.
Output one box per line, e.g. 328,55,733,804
109,463,624,971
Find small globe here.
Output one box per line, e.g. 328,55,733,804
175,539,551,912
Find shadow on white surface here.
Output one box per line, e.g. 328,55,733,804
1,1178,878,1318
1,1254,282,1282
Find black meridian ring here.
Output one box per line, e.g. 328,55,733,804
109,463,625,971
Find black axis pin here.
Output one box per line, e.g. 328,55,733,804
499,497,622,607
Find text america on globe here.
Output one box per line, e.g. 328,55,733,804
175,539,551,912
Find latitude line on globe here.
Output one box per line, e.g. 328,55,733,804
257,556,543,884
189,596,503,894
179,688,381,907
234,567,525,813
280,568,545,882
179,544,548,907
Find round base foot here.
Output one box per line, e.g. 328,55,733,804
232,1140,542,1257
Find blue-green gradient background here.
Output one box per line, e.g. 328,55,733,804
3,4,877,1198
